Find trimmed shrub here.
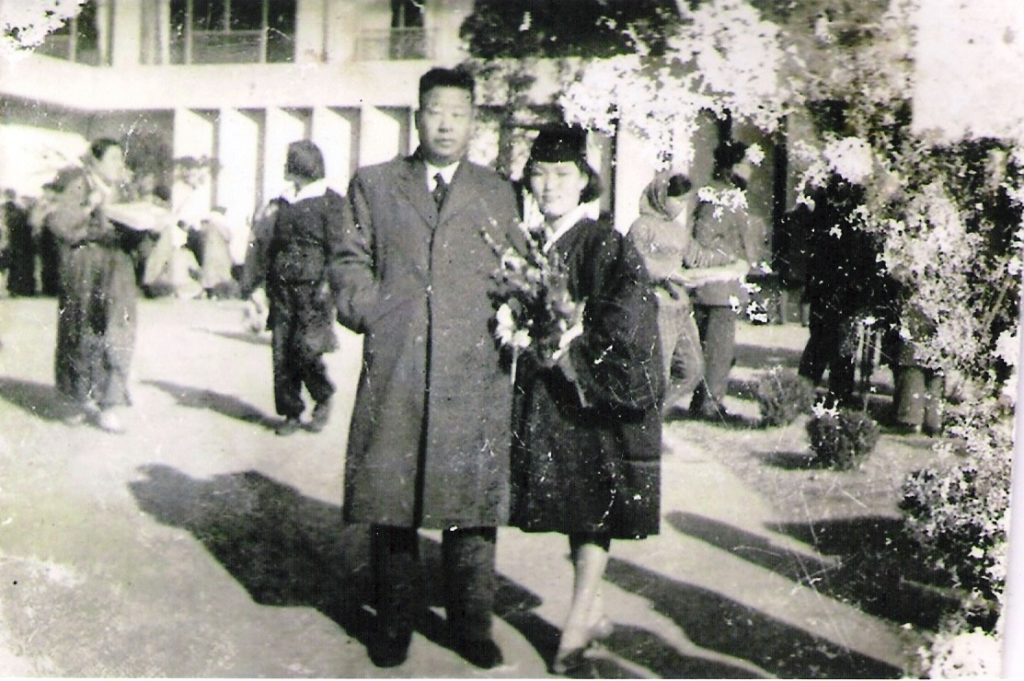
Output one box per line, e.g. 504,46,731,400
755,366,816,426
806,407,880,470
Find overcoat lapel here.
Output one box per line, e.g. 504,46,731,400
393,155,438,230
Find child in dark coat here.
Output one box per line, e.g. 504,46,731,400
242,141,344,435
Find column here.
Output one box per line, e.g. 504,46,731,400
311,107,358,194
358,106,407,167
612,124,660,233
172,108,217,227
263,107,310,200
216,108,262,222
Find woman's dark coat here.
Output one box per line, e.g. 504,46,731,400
330,152,520,529
511,217,664,539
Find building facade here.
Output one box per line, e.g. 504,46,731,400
1,0,776,254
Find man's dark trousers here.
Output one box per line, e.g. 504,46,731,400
371,524,496,641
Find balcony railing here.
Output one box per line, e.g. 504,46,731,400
355,28,435,61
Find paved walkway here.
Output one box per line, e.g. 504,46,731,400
0,297,912,677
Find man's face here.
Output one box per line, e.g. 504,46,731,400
415,86,475,166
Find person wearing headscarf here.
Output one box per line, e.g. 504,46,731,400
242,140,343,436
510,126,663,673
46,139,138,433
628,171,748,413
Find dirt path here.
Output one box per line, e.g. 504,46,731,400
0,297,921,677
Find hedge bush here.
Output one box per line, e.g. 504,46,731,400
754,366,816,427
806,407,880,470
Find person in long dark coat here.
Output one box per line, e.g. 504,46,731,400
242,141,341,435
509,127,663,673
796,172,883,406
329,68,519,670
47,139,138,433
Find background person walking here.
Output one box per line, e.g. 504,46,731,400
46,139,139,433
242,141,342,436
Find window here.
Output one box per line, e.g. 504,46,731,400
390,0,426,59
356,0,433,61
169,0,296,64
36,0,112,65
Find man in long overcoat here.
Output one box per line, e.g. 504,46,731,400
329,68,518,670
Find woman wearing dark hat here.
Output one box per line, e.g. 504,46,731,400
45,139,138,433
510,126,664,673
242,140,344,435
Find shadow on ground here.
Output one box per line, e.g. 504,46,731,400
129,465,377,650
605,556,901,678
143,379,277,430
668,511,958,631
127,465,832,676
0,376,76,422
199,328,272,347
126,466,570,671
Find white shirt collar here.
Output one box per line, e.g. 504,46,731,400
425,161,459,190
282,178,328,203
543,202,595,253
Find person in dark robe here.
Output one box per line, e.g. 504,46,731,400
46,139,138,433
509,126,664,673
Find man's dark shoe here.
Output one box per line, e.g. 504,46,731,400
690,400,728,421
308,400,331,432
454,637,503,669
275,417,301,436
369,626,412,668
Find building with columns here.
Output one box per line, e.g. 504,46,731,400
0,0,775,258
1,0,481,229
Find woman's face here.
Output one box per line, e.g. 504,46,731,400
94,145,126,185
529,160,589,220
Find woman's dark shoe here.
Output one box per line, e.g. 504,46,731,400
454,636,503,669
275,417,301,436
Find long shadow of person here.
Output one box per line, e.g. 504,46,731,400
668,511,957,632
129,464,376,648
0,376,78,422
129,464,584,671
142,379,277,430
199,328,272,347
603,556,901,678
767,515,960,629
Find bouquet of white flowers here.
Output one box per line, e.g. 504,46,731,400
481,217,585,381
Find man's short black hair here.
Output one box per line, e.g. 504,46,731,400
418,67,476,105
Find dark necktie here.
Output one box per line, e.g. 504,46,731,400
432,172,448,211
